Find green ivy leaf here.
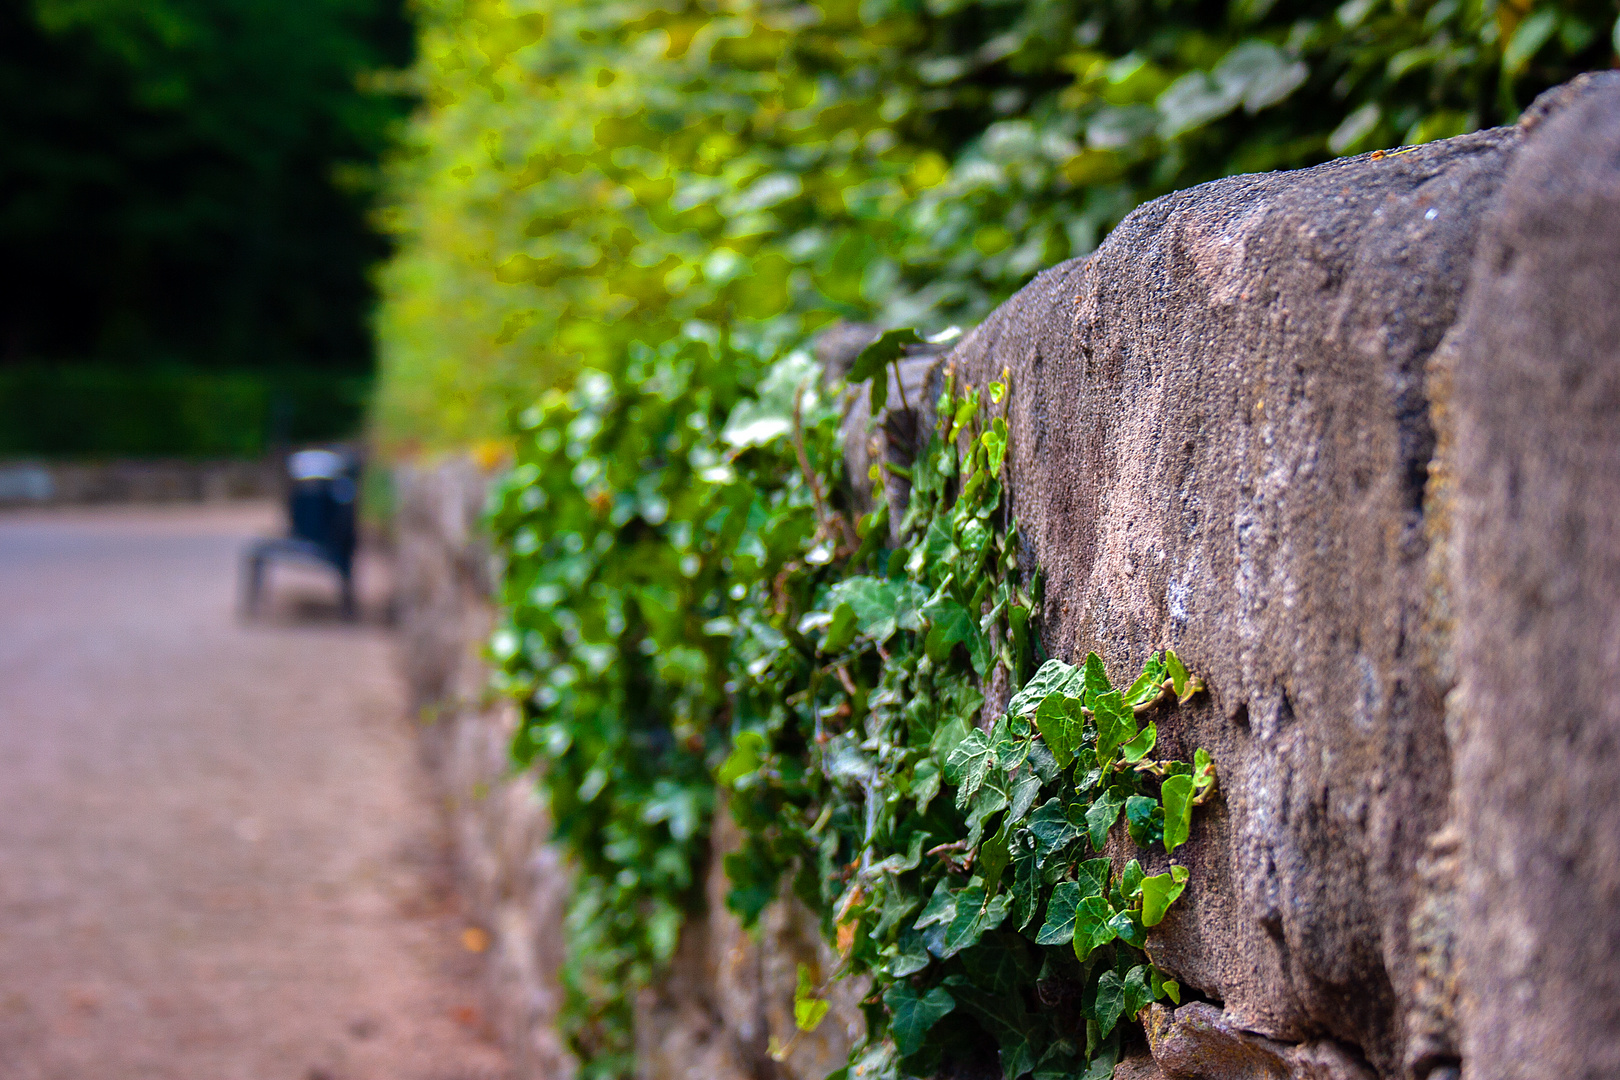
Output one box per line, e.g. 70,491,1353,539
1005,659,1083,719
1125,794,1163,849
848,328,923,384
1122,965,1156,1021
1122,654,1165,706
1073,895,1118,960
923,594,989,675
794,963,830,1032
1083,652,1112,703
1033,692,1086,769
822,601,858,653
945,728,995,807
1090,969,1126,1036
1107,908,1146,949
1120,721,1157,763
1140,865,1190,927
1076,857,1110,899
717,730,765,786
1093,690,1137,762
1161,774,1195,853
1036,880,1083,945
1192,747,1217,802
1027,798,1081,867
914,879,958,930
1085,788,1126,851
883,983,956,1057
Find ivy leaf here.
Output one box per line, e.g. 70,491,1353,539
716,729,765,786
1086,788,1126,851
1036,880,1083,945
1122,965,1156,1022
1090,969,1126,1036
1163,649,1204,702
1073,895,1118,960
945,728,995,807
794,963,830,1032
939,886,1010,958
982,421,1008,478
1007,769,1043,825
1119,721,1157,763
1107,908,1146,949
1125,794,1163,849
1092,690,1137,762
1033,692,1086,769
1140,865,1190,927
1001,1038,1036,1080
1005,659,1083,719
1122,654,1165,706
912,758,942,814
923,594,989,675
887,928,932,977
1120,859,1145,899
1027,798,1081,867
822,601,858,653
979,821,1012,896
1010,838,1041,931
1076,857,1110,899
914,879,958,930
1083,652,1112,703
830,577,927,642
883,983,956,1057
1192,747,1217,802
848,328,923,384
1161,773,1195,853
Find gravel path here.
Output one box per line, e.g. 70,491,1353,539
0,503,510,1080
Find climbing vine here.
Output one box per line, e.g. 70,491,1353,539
719,335,1217,1079
487,330,1217,1079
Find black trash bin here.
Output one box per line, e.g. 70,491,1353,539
242,448,360,618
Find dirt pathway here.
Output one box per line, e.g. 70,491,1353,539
0,503,510,1080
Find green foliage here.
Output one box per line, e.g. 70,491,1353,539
719,356,1219,1079
375,0,1615,449
0,0,412,373
486,329,839,1074
488,334,1222,1077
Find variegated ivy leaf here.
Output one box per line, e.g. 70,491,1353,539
1005,658,1083,719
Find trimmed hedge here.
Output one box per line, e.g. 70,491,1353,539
0,365,369,457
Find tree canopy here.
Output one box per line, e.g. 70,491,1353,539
0,0,412,372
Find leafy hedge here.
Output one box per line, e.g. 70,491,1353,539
0,365,369,457
488,339,1219,1079
374,0,1616,450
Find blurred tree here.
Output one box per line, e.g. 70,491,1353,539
372,0,1616,453
0,0,413,372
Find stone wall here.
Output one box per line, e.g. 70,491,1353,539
392,72,1620,1080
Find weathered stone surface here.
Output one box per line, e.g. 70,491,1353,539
921,73,1620,1079
1437,73,1620,1080
395,460,578,1080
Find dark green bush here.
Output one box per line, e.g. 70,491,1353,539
0,365,369,457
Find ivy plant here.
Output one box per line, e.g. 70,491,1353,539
719,342,1218,1079
487,327,1219,1078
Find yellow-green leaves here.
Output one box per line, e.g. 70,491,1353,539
794,964,830,1032
1161,774,1195,852
1140,865,1190,927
